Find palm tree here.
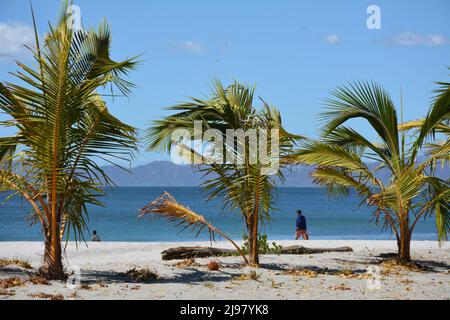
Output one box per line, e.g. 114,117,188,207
294,80,449,262
0,4,138,279
145,80,299,264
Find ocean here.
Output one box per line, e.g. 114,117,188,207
0,187,437,242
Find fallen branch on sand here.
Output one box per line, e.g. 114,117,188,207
161,245,353,260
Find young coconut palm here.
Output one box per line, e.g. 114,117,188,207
0,5,138,279
294,81,449,263
145,80,300,264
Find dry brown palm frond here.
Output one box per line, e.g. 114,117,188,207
139,192,248,264
139,192,215,240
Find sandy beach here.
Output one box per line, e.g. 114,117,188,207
0,240,448,300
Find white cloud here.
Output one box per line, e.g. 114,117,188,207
170,40,208,54
378,31,449,47
0,21,35,62
324,34,341,45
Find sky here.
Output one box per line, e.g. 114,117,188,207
0,0,449,166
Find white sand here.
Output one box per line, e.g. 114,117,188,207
0,240,448,300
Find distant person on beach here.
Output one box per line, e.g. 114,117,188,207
295,210,309,240
92,230,101,242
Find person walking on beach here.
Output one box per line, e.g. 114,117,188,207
92,230,101,242
295,210,309,240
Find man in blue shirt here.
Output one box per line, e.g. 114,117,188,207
295,210,309,240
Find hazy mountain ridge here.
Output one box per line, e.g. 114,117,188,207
101,158,449,187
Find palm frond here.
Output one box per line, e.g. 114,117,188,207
139,192,248,263
321,81,400,160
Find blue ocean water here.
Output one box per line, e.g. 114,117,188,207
0,187,437,241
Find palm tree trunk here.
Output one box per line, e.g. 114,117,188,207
398,228,411,262
397,213,411,262
250,208,259,265
40,229,65,280
247,216,256,264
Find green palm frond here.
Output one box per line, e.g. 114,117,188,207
294,140,376,180
311,167,372,198
321,81,400,160
369,166,424,214
410,72,450,160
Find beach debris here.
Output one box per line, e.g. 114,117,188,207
29,292,64,300
125,267,158,281
329,284,352,291
80,284,93,290
379,258,426,275
203,282,215,288
271,278,281,288
207,260,220,271
0,259,32,269
28,276,50,285
284,269,318,278
336,269,371,279
234,271,261,281
400,279,415,285
173,258,200,268
0,277,26,289
0,289,16,296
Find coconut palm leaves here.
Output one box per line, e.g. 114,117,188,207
139,192,248,263
0,4,138,278
145,80,300,264
295,79,449,261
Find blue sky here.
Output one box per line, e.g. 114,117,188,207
0,0,449,165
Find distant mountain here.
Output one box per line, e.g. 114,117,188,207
102,159,449,187
101,161,205,186
101,161,317,187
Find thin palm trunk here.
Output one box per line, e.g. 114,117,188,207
398,214,411,262
399,233,411,261
247,215,255,263
250,199,260,265
41,229,65,279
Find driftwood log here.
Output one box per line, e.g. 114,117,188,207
161,245,353,260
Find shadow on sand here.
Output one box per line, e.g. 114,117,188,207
79,268,235,285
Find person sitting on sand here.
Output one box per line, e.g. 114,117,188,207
295,210,309,240
92,230,101,242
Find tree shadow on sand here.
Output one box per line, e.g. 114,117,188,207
0,266,36,278
78,268,236,286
